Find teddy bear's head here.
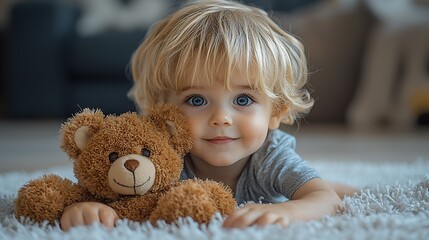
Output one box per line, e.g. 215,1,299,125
60,104,193,201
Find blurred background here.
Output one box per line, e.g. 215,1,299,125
0,0,428,173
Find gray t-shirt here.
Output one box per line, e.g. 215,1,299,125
180,129,320,205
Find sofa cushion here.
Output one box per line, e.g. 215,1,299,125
273,0,373,123
66,29,146,80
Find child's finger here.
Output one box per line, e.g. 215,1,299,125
60,216,73,231
223,208,262,228
223,207,248,227
82,208,101,225
72,213,85,226
99,208,119,228
60,205,82,231
253,212,279,226
273,217,290,227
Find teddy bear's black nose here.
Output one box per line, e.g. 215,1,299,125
124,159,140,172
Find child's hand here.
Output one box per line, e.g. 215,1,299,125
223,179,343,228
60,202,119,231
223,203,291,228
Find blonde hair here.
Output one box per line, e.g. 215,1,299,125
130,0,313,124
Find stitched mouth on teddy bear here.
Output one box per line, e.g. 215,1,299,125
113,176,151,194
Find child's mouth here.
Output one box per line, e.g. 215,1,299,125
205,136,237,144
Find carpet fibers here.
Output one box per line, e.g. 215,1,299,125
1,159,428,240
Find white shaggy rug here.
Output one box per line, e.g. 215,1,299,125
1,159,429,240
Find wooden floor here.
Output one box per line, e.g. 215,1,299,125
286,124,429,164
1,120,428,173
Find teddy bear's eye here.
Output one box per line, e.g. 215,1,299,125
141,148,151,157
109,152,119,162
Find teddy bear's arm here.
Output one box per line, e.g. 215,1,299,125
149,179,236,224
108,193,160,222
15,174,91,224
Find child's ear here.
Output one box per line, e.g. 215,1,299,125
269,106,288,129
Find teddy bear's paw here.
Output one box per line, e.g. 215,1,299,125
195,179,237,216
149,179,237,225
14,174,84,224
149,181,221,225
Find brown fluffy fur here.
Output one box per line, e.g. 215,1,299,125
14,104,236,225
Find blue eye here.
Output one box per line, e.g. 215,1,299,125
234,95,254,106
185,95,207,106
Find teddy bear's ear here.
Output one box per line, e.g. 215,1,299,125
147,104,193,156
60,108,105,159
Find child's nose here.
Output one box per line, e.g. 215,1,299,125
210,108,233,126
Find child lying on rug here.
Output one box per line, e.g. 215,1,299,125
60,0,357,231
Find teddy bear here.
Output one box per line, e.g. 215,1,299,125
14,104,236,226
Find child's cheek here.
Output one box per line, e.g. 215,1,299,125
186,116,203,139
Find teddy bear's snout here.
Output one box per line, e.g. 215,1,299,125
108,154,156,195
124,159,139,172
